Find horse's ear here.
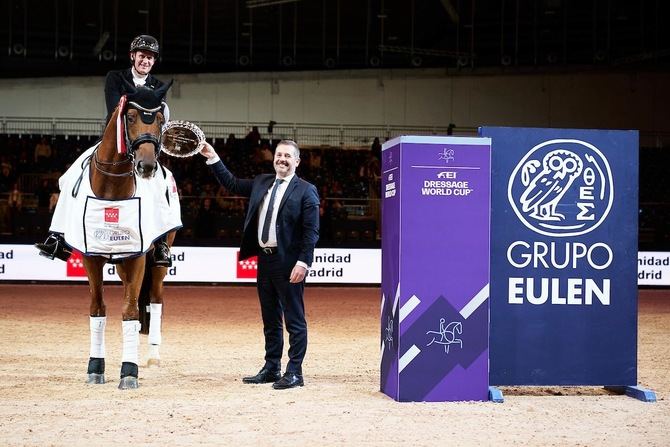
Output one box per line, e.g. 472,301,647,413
122,77,138,95
155,79,173,101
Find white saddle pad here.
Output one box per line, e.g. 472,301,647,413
83,196,142,255
50,144,182,259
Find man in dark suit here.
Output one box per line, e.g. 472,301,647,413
201,139,320,389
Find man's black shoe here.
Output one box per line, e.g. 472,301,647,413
272,372,304,390
242,368,281,384
152,240,172,267
35,234,72,262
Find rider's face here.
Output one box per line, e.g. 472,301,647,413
131,50,156,76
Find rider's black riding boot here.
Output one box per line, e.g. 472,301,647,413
152,236,172,267
35,233,72,262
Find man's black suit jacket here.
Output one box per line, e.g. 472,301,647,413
104,68,165,121
210,160,320,272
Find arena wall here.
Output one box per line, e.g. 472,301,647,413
0,69,668,135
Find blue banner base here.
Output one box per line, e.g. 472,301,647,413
488,386,504,403
604,385,657,402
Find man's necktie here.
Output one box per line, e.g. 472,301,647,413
261,179,283,243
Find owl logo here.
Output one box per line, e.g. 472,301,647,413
519,150,583,221
508,139,613,237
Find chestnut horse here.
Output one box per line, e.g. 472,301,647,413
85,82,174,389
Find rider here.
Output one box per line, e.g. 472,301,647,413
35,34,172,266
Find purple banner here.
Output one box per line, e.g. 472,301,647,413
380,136,491,402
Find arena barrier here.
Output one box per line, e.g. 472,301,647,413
0,245,667,286
380,136,492,402
0,246,380,284
480,126,656,403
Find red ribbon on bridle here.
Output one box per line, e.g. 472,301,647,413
116,95,128,155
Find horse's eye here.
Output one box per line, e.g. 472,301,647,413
127,112,137,124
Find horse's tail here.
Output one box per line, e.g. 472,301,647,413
138,257,153,334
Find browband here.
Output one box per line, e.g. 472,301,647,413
127,101,164,113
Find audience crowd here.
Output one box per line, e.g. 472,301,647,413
1,131,667,249
0,131,382,246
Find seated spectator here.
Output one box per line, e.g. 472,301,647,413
0,164,14,193
16,149,30,174
244,126,261,150
34,137,53,171
180,180,195,198
330,180,344,198
330,198,348,220
259,142,273,169
8,182,22,234
49,190,60,213
224,133,237,152
199,182,214,198
310,149,322,171
35,179,52,209
194,197,219,239
225,133,237,149
360,152,381,196
370,137,382,160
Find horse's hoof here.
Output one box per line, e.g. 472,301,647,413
118,376,139,390
147,358,161,368
86,373,106,384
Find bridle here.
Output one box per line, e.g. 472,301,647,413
123,100,165,156
93,100,166,177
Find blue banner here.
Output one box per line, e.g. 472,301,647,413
481,127,638,385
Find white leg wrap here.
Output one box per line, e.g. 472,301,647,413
121,320,141,365
89,316,106,358
148,303,162,346
148,344,160,360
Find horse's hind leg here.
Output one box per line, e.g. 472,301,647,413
145,231,174,366
117,256,146,390
146,264,169,367
82,256,108,384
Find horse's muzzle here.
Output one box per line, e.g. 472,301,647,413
135,159,157,178
131,133,160,178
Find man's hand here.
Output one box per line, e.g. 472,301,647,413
199,142,219,162
289,264,307,283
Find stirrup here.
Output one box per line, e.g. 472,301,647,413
152,242,172,268
35,235,72,262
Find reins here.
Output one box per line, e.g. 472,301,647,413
92,149,135,177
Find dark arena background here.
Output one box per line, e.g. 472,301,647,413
1,1,669,445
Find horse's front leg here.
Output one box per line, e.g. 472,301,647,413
116,255,146,390
82,255,109,385
147,264,168,366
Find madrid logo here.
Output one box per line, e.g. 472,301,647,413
508,139,613,237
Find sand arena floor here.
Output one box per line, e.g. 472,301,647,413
0,284,669,446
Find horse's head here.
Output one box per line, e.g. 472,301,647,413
120,81,172,178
